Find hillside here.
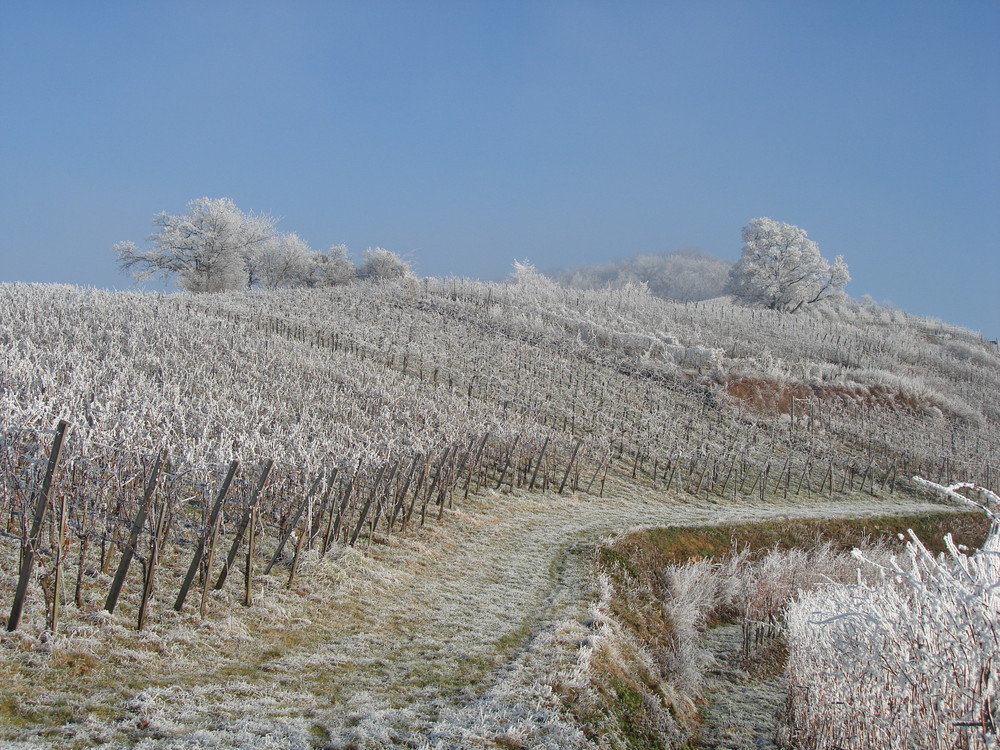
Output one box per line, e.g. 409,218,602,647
0,277,997,747
3,275,997,491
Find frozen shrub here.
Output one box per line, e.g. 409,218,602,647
359,247,414,281
785,480,1000,749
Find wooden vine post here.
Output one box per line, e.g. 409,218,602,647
105,451,163,614
264,473,322,573
528,436,550,492
494,437,520,491
49,482,69,634
371,461,399,532
463,433,490,500
137,490,171,631
558,439,583,495
7,420,69,633
174,460,239,613
403,459,428,532
199,494,226,618
308,472,337,548
351,464,386,545
215,459,273,590
288,473,333,587
318,469,343,554
387,457,419,534
244,504,258,607
329,472,357,546
446,446,471,510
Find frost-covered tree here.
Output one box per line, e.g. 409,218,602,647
510,259,548,287
254,232,313,289
114,197,277,292
626,249,731,301
359,247,413,281
727,218,849,312
308,244,357,287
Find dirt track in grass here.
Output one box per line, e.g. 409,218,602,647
0,485,951,749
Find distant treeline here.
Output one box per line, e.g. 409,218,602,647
545,248,732,302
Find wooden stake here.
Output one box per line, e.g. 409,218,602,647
174,460,238,613
528,437,549,491
309,471,337,547
49,487,68,634
494,437,520,490
106,451,163,614
137,493,170,631
350,465,386,545
244,507,258,607
463,433,490,500
8,420,69,632
286,511,307,588
319,468,342,554
387,457,419,533
330,473,357,545
558,440,583,495
264,473,322,574
216,460,273,590
74,532,89,608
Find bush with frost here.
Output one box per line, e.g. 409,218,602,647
785,480,1000,749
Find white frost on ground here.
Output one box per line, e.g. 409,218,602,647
0,487,948,748
697,624,786,750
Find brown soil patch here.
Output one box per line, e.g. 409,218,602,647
724,377,931,417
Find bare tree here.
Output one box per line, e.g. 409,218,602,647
114,197,276,292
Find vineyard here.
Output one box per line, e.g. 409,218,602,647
1,276,998,747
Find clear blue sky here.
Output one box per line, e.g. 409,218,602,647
2,1,997,335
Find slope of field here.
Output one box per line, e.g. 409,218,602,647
3,277,997,489
0,278,997,747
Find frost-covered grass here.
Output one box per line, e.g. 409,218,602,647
785,482,1000,749
581,508,990,749
0,484,949,748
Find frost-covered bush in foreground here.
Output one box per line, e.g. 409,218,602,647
572,528,889,748
785,480,1000,749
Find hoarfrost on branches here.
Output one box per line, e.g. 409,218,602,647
253,232,313,290
784,479,1000,749
359,247,414,281
727,217,850,312
113,200,399,292
114,197,277,293
308,244,357,286
549,248,731,302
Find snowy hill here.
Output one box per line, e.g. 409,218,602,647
2,275,996,501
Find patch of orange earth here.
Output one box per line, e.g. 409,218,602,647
723,377,932,417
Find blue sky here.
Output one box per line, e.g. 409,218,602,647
2,1,997,335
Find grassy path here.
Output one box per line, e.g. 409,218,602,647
0,486,948,749
697,624,787,749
